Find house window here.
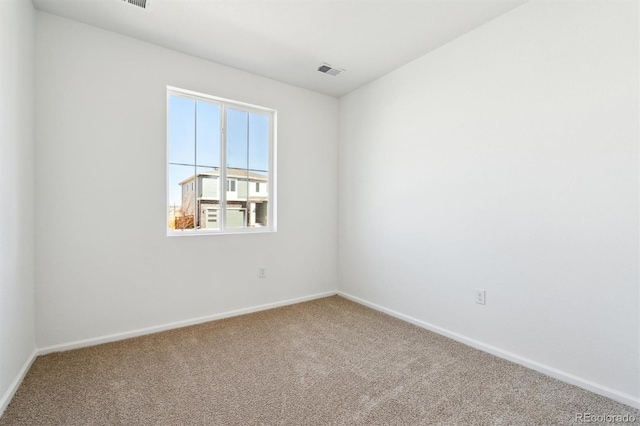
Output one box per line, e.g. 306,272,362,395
167,87,276,234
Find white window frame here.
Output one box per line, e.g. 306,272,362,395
166,86,277,236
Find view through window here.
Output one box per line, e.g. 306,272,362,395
167,87,275,234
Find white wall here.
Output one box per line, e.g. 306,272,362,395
35,13,338,348
0,0,36,412
339,0,639,402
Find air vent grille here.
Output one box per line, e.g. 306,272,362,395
122,0,147,9
317,63,344,77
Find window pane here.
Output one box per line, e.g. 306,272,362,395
249,168,269,228
248,112,269,174
196,166,220,231
248,113,269,228
226,108,249,170
226,109,270,229
168,96,195,165
196,101,221,169
226,168,247,229
168,164,196,231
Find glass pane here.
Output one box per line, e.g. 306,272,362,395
226,108,249,170
168,96,195,165
226,168,248,229
226,109,270,229
248,112,269,229
248,113,269,174
196,101,221,169
195,166,220,231
249,169,268,228
168,164,196,231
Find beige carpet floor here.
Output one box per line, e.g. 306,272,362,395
1,296,638,425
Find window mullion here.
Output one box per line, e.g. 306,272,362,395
220,105,227,231
245,112,250,228
194,101,198,231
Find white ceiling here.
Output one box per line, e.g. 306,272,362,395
32,0,528,97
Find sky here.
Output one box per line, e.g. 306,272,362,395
168,95,270,206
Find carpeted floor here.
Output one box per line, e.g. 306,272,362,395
1,296,638,425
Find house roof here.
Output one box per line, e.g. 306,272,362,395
179,168,268,185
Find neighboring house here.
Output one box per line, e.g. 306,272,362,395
179,167,268,229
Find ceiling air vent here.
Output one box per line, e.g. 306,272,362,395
122,0,147,9
317,63,345,77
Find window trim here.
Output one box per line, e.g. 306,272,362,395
166,86,277,236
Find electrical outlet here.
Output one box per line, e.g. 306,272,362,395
259,267,267,278
475,289,486,305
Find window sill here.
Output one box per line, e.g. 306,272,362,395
167,228,276,237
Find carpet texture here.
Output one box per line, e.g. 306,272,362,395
1,296,638,425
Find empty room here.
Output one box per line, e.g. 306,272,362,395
1,0,639,424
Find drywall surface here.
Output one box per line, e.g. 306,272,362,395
35,13,338,348
0,0,36,412
339,0,639,400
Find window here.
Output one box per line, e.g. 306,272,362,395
167,87,276,234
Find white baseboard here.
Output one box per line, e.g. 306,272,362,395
337,291,640,410
0,348,38,417
39,291,337,355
